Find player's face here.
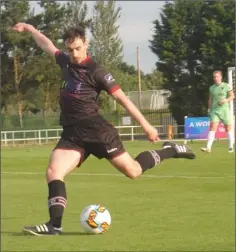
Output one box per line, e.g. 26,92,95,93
213,72,222,85
65,37,88,64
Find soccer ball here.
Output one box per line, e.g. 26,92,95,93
80,204,111,234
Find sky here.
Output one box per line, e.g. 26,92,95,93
30,1,165,73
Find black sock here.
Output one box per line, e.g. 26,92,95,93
48,180,67,228
135,148,177,174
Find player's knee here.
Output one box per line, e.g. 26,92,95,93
110,152,142,179
46,165,64,182
46,165,55,181
124,164,142,179
225,125,232,132
125,171,140,179
209,125,217,131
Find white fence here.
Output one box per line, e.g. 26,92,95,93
1,125,178,146
1,128,62,146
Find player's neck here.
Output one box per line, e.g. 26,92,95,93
72,54,89,65
81,54,88,61
80,54,89,64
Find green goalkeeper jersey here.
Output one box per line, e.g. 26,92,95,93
209,82,232,110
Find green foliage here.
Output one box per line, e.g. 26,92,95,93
200,0,235,73
150,0,235,125
90,1,123,68
63,0,91,29
89,1,124,111
1,0,35,122
118,62,136,75
144,69,165,90
4,0,234,128
111,68,137,92
25,1,67,116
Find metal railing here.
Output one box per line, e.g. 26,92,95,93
1,125,176,146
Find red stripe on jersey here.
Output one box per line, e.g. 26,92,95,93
80,55,91,64
55,50,61,57
109,85,120,94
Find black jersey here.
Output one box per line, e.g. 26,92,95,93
55,51,120,125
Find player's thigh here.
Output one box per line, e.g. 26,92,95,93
219,109,232,129
46,130,89,181
209,122,218,131
109,152,142,179
47,147,82,181
209,111,219,131
59,124,90,167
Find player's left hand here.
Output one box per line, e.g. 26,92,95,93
217,99,227,105
11,23,29,32
145,126,160,142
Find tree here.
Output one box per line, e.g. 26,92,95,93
89,1,123,112
149,0,235,125
200,0,235,77
111,68,138,92
63,0,91,29
1,0,35,128
118,62,136,75
89,1,123,68
26,0,67,120
144,69,165,90
116,62,161,91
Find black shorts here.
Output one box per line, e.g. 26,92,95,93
54,115,125,166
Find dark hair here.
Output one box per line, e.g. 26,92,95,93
62,27,86,43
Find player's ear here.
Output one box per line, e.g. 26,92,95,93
84,39,89,49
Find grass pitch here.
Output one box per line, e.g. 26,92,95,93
1,141,235,251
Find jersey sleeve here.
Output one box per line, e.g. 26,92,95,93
94,69,120,94
55,51,70,68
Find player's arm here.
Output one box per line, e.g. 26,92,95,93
95,70,160,142
208,93,212,113
112,89,153,130
111,89,160,142
11,23,58,57
218,85,234,105
226,90,234,102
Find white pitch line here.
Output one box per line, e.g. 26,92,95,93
1,171,234,179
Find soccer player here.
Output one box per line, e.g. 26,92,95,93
11,23,196,236
201,70,234,153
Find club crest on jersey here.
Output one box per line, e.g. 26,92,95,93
62,80,82,94
104,73,115,83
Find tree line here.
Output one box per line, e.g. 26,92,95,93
1,0,164,128
150,0,235,125
1,0,235,128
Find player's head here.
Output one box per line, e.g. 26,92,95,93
63,27,88,64
213,70,223,85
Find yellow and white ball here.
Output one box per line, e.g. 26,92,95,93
80,205,111,234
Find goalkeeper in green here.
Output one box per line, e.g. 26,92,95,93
201,70,234,153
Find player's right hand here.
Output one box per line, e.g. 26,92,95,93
145,125,161,143
217,99,227,106
11,23,30,32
